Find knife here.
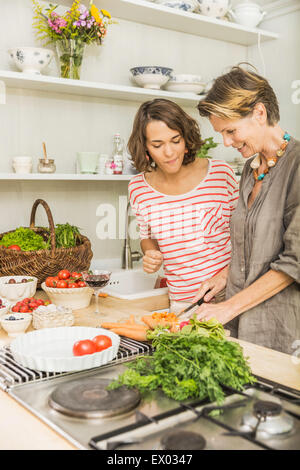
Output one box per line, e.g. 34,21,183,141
177,297,205,318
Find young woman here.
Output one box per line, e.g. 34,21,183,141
195,66,300,354
127,99,239,313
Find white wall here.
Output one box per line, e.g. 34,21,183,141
0,0,298,262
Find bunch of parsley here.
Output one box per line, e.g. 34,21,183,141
109,329,255,405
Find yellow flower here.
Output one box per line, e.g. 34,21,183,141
90,3,102,24
101,9,111,19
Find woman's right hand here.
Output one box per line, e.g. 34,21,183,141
143,250,164,274
192,266,229,303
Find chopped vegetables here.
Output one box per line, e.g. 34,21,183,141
151,311,178,321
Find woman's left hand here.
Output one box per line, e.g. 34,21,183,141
195,301,234,325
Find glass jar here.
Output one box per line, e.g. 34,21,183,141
37,159,56,174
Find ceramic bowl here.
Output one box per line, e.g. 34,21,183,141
8,47,54,75
228,4,266,28
164,74,205,93
130,66,173,90
41,283,94,310
0,298,11,316
0,312,32,337
10,326,120,372
156,0,198,12
197,0,229,18
0,276,38,303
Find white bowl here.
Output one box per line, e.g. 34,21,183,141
0,312,32,337
164,81,205,93
197,0,229,18
41,282,93,309
130,66,173,90
0,276,38,303
0,298,11,316
10,326,120,372
169,73,202,83
12,163,33,174
8,47,54,75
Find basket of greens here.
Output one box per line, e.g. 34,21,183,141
0,199,93,286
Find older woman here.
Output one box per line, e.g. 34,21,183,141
194,65,300,354
127,98,239,314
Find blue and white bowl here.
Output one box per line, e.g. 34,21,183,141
8,47,54,75
130,66,173,90
156,0,198,12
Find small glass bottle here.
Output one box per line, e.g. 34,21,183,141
112,133,124,175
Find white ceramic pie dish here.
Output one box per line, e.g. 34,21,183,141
10,326,120,372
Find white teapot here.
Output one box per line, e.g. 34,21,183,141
228,1,266,28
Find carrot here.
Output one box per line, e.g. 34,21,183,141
101,321,146,330
110,326,148,342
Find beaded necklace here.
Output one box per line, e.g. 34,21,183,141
251,132,291,181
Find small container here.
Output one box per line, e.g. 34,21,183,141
97,154,108,175
37,158,56,174
77,152,99,174
33,304,74,330
12,156,33,174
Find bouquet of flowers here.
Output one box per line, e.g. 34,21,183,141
32,0,115,79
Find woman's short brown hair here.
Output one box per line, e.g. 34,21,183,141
128,98,204,173
197,65,280,126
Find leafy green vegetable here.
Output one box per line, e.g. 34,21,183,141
45,223,82,249
108,327,255,405
0,227,47,251
197,137,218,159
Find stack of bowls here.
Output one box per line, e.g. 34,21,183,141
164,74,206,94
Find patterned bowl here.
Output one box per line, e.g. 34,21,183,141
130,66,173,90
197,0,229,18
8,47,54,75
156,0,198,12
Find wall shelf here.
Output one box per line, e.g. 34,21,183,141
0,173,133,181
61,0,279,46
0,70,201,106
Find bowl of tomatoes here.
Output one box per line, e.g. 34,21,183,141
41,270,93,309
10,326,120,372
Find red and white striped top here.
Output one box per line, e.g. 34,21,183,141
129,159,239,302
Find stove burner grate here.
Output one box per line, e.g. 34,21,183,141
253,400,282,418
49,377,141,418
161,431,206,450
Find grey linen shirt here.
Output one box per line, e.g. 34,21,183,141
226,136,300,354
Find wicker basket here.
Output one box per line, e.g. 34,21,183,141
0,199,93,287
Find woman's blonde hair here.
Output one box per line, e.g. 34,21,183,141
197,65,280,125
128,99,203,173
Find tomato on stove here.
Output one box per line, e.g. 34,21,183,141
73,339,97,356
92,335,112,352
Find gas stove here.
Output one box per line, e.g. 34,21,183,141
1,339,299,450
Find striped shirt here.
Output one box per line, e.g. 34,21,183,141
129,159,239,302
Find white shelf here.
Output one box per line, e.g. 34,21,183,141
0,70,201,106
77,0,279,46
0,173,133,181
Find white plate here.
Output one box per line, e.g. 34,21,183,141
10,326,120,372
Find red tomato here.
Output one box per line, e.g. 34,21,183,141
92,335,112,352
35,299,44,306
159,278,168,288
73,340,97,356
56,280,68,288
11,305,20,312
76,281,86,288
71,272,82,280
68,282,78,288
8,245,21,251
58,270,71,280
20,305,30,313
45,277,57,288
179,321,190,330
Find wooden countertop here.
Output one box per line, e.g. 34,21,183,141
0,292,299,450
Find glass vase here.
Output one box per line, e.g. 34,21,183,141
56,39,85,80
